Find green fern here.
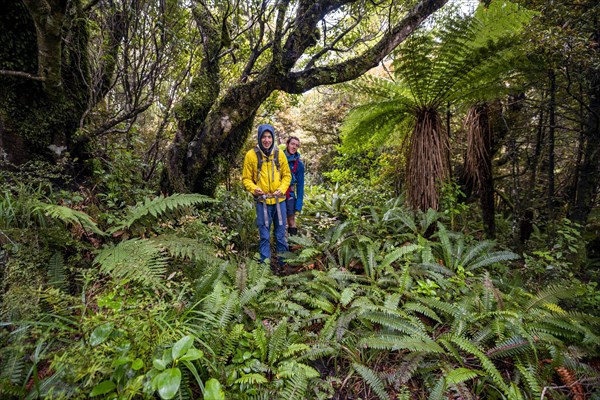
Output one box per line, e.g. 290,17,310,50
47,252,67,290
109,193,216,233
93,238,168,289
36,202,104,235
353,363,390,400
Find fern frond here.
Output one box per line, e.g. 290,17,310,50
234,373,269,385
279,369,309,400
524,285,572,311
47,252,67,290
109,193,216,233
353,363,390,400
36,202,104,235
449,335,508,392
359,334,444,353
445,367,481,385
268,321,288,365
359,311,429,339
403,302,442,323
93,238,167,289
467,250,519,271
516,361,542,398
149,235,219,264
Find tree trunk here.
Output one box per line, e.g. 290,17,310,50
0,0,90,170
406,107,450,211
547,68,556,220
465,103,495,238
568,40,600,224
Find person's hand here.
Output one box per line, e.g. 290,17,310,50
254,187,265,195
273,189,282,196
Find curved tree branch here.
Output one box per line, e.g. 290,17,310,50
280,0,449,93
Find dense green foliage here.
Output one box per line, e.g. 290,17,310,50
1,0,600,399
1,164,598,398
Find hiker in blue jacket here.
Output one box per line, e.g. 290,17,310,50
283,136,305,236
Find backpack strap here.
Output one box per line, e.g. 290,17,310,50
254,146,281,184
253,146,262,183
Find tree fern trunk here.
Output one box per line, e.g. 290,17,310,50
465,103,495,238
407,107,450,211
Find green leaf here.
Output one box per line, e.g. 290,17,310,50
153,357,168,371
89,323,113,346
445,367,480,384
111,357,131,367
172,335,194,359
154,368,181,399
180,348,203,361
204,378,225,400
90,380,116,396
132,358,144,370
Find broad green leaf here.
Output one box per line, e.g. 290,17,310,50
111,357,131,367
154,368,181,399
153,357,168,371
89,380,116,396
180,348,203,361
172,335,194,359
204,379,225,400
132,358,144,370
90,323,113,346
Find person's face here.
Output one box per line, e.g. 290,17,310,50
261,131,273,149
287,138,300,154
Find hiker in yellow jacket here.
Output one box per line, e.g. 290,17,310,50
242,124,291,271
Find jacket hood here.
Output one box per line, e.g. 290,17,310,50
257,124,275,156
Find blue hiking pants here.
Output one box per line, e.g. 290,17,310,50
256,200,288,264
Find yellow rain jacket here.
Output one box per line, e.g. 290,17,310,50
242,147,291,205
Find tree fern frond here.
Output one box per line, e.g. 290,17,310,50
353,363,390,400
93,239,167,289
109,193,216,233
